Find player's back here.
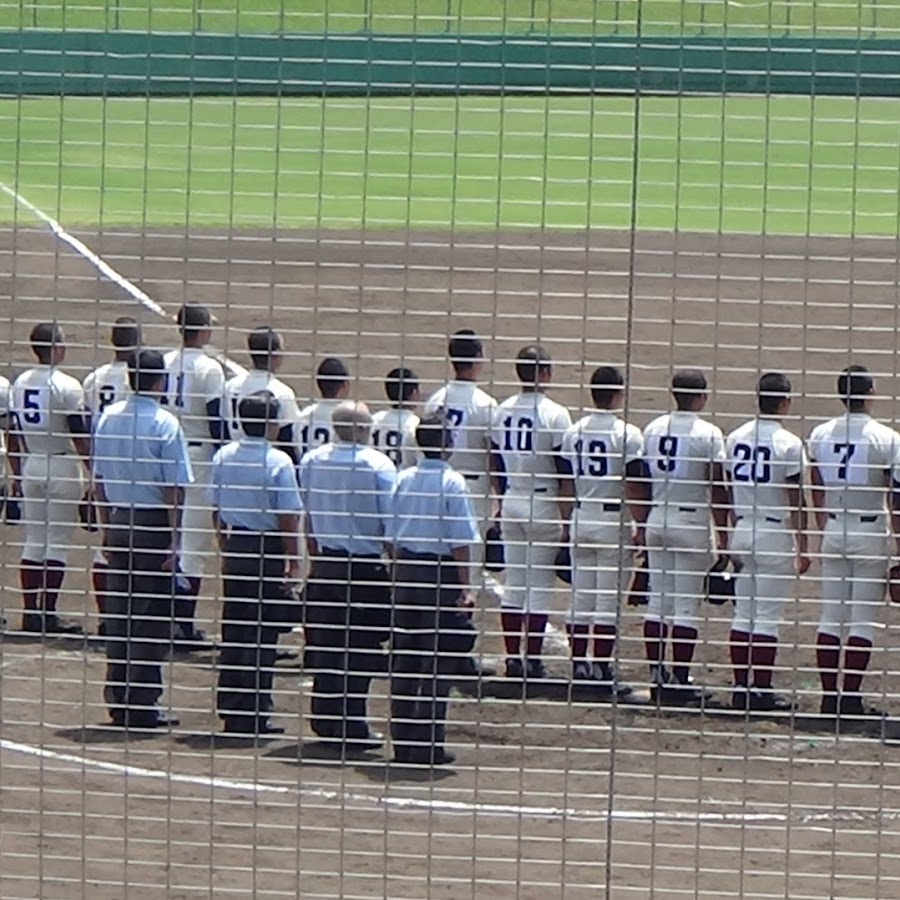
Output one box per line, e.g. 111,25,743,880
83,360,131,425
297,398,342,457
492,392,572,496
808,412,900,514
425,380,496,477
12,366,83,456
643,410,725,511
225,369,301,442
564,411,642,527
726,417,804,520
163,347,225,444
371,407,419,469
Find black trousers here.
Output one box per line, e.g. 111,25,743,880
304,554,392,740
217,531,289,724
390,557,476,761
104,507,174,718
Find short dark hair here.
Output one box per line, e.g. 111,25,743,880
30,322,64,364
838,365,873,410
515,344,551,385
758,372,792,415
416,413,453,458
384,367,419,404
239,391,280,438
316,357,350,398
672,369,708,411
247,327,282,370
111,316,140,352
175,304,212,338
448,329,484,374
128,348,166,394
590,365,624,408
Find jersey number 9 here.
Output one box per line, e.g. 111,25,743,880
656,435,678,472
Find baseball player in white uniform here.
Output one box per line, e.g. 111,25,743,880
83,317,141,635
372,366,420,469
491,345,572,680
636,369,729,706
163,304,225,647
425,330,498,588
8,323,91,634
808,365,900,720
560,366,642,695
725,372,810,712
224,326,302,464
297,357,350,458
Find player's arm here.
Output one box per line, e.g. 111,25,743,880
711,461,730,554
162,484,185,568
205,364,227,445
93,476,110,527
626,459,652,546
275,423,299,466
785,474,811,574
555,453,576,539
489,441,507,500
278,513,301,578
809,463,829,534
7,412,22,494
66,412,92,470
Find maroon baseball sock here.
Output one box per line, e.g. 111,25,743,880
92,563,108,617
816,632,841,695
501,611,523,656
671,625,698,685
592,625,616,664
729,629,751,688
842,636,872,696
525,614,548,657
20,560,41,611
568,624,589,661
42,560,65,613
749,634,778,690
643,619,667,675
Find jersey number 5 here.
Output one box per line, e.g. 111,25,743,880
22,388,42,425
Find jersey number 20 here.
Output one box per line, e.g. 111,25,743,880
732,443,772,483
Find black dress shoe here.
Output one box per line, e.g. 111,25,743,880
223,717,285,735
455,656,496,679
394,748,456,767
43,614,84,635
173,627,212,652
343,730,384,752
111,711,180,729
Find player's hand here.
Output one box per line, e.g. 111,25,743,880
284,561,302,582
796,554,811,575
632,526,646,549
161,549,177,572
458,590,476,609
10,480,21,499
560,524,571,544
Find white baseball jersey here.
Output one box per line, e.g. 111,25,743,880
726,417,805,520
562,411,643,531
0,374,10,457
162,347,226,444
425,380,497,478
372,407,420,469
224,369,302,443
297,398,344,457
11,366,84,456
808,412,900,515
83,360,131,425
491,392,572,497
643,411,726,510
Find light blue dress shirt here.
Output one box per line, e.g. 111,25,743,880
209,437,302,532
299,442,396,556
391,458,480,556
93,394,194,507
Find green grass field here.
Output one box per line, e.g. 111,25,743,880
1,0,898,37
2,95,899,237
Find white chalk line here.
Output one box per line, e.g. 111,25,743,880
2,734,892,827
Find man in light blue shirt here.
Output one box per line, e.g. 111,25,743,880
210,391,303,736
93,349,194,730
390,414,479,767
299,401,396,751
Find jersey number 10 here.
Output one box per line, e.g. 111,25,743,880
503,416,534,452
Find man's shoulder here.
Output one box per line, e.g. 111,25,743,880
298,402,318,419
266,443,296,469
643,413,670,435
51,368,83,392
359,444,397,472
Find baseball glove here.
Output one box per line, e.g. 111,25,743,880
627,553,650,606
554,545,572,584
484,523,505,572
706,558,736,606
889,565,900,604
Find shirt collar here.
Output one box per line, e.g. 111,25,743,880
418,458,448,469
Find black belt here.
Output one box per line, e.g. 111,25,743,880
187,441,205,448
678,506,697,513
735,515,783,524
229,525,278,536
462,473,482,482
319,546,382,561
602,502,621,512
829,513,878,523
399,550,454,563
534,487,548,494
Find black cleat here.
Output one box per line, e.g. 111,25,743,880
524,658,546,680
748,688,795,712
505,657,524,679
591,662,634,698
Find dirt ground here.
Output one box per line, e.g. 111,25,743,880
2,224,900,898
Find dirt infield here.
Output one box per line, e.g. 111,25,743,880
1,224,900,898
